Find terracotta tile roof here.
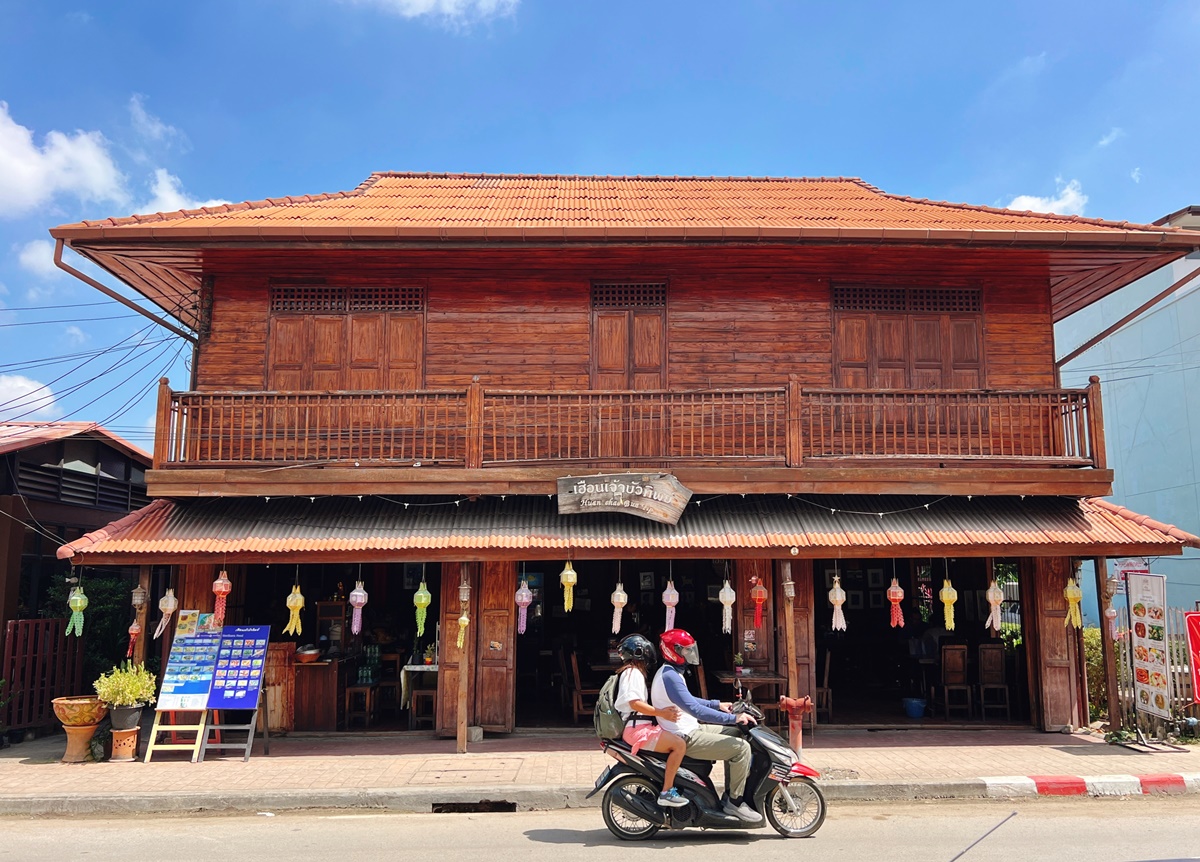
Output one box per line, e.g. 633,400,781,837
50,173,1192,241
56,494,1200,563
0,421,149,463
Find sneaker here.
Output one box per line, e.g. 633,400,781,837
722,798,763,823
657,788,688,808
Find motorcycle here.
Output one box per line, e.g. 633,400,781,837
587,700,826,840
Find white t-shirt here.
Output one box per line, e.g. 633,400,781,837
651,665,700,737
614,667,651,723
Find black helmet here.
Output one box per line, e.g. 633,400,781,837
617,634,657,668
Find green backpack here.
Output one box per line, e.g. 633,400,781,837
594,672,627,740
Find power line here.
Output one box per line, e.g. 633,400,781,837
0,314,142,328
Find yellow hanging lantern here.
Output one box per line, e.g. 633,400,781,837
718,579,736,634
560,560,578,612
828,575,846,631
985,580,1004,632
940,578,957,631
456,609,470,649
283,585,305,636
413,580,432,637
610,581,628,634
1064,577,1083,629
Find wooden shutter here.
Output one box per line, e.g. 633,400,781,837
267,316,309,390
593,311,630,389
386,314,425,391
347,314,385,390
311,316,347,391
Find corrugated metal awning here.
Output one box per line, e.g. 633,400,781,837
56,495,1200,564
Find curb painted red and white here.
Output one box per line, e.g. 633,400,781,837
981,773,1200,797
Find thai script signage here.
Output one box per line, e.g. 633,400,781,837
557,473,692,525
1126,573,1170,720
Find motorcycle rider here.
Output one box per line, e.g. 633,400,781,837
650,628,762,823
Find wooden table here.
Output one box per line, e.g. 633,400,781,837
712,670,787,701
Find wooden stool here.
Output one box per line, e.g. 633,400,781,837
378,653,402,717
345,683,377,729
409,689,435,730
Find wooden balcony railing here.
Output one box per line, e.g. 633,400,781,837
153,376,1106,471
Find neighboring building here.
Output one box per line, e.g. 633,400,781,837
1058,206,1200,613
49,174,1200,736
0,422,150,628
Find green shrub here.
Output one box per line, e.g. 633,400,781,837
1083,627,1107,721
93,661,157,707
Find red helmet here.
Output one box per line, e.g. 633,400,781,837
660,629,700,666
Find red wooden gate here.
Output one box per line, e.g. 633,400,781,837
1,619,85,731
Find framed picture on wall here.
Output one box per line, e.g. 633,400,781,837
639,571,656,590
869,591,885,609
847,590,864,610
867,568,885,589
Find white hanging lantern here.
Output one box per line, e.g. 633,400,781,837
718,579,736,634
348,580,369,635
1104,605,1118,639
662,579,679,630
828,575,846,631
984,579,1004,632
154,588,179,639
610,581,628,634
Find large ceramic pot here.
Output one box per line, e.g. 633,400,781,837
51,695,108,727
108,705,144,731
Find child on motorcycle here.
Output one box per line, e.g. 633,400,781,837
612,634,689,808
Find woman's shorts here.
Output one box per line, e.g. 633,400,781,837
622,722,663,755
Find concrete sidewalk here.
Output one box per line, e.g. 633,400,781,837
0,726,1196,816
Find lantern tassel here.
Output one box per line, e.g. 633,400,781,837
564,583,574,613
351,606,363,635
722,605,733,634
754,601,764,629
126,620,141,658
890,601,904,628
831,605,846,632
518,605,528,634
457,613,469,649
214,593,227,628
612,606,623,634
1064,578,1083,629
153,612,171,639
940,578,957,631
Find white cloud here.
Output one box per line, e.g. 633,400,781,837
129,95,180,145
64,325,89,346
16,239,60,280
1131,167,1142,183
137,168,230,215
0,101,127,218
0,374,60,421
342,0,518,21
1097,127,1124,147
1007,178,1088,216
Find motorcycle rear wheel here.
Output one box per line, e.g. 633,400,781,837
601,775,662,841
764,778,826,838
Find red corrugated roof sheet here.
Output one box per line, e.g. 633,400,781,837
57,495,1200,563
0,421,149,463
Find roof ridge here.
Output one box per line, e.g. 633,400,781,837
366,171,869,183
1086,497,1200,547
77,187,368,229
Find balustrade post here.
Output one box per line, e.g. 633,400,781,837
466,376,484,469
785,375,803,467
153,377,172,469
1087,376,1107,470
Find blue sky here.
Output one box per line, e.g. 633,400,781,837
1,0,1198,445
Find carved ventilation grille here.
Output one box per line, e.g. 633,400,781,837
592,282,667,309
833,286,981,313
271,285,426,313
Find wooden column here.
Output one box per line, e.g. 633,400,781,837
1092,556,1122,730
153,377,172,469
465,377,483,469
456,564,471,753
0,497,25,630
1087,376,1107,470
780,561,799,699
132,566,151,665
1030,556,1083,731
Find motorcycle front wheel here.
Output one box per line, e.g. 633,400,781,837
764,778,826,838
601,775,662,841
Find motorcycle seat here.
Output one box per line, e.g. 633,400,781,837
605,738,713,777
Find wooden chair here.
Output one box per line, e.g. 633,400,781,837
344,683,378,729
933,644,972,720
694,661,709,701
409,689,436,730
377,652,402,717
569,652,600,724
814,651,832,725
977,643,1010,720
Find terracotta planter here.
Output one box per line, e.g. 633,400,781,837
108,705,144,731
51,695,108,727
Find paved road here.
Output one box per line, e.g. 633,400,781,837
3,798,1198,861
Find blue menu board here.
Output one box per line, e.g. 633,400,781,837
208,626,271,710
158,611,222,710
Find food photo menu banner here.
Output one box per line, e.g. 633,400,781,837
1126,573,1170,720
156,612,270,711
208,626,270,710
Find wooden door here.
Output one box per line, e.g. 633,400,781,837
436,563,477,737
1029,556,1083,730
774,559,816,700
474,561,516,732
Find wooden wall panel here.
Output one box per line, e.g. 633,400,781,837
196,276,269,391
984,280,1055,388
735,558,773,670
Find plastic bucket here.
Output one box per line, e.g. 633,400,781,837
902,697,926,719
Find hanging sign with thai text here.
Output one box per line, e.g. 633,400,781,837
557,473,692,525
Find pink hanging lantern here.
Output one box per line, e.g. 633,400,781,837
212,570,232,627
985,580,1004,632
610,581,628,634
829,575,846,631
349,580,369,635
750,578,768,629
887,577,905,628
718,579,736,634
126,619,141,659
662,579,679,630
515,579,533,634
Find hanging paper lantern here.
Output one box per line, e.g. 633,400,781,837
1064,577,1083,629
1104,605,1118,639
456,609,470,649
940,578,957,631
828,575,846,631
126,619,141,659
349,580,369,635
154,588,179,639
282,585,305,636
65,586,88,637
515,579,533,635
130,584,148,611
887,578,905,628
718,579,737,634
985,580,1004,632
750,578,768,628
413,580,432,637
212,570,232,627
662,579,679,630
610,581,628,634
560,561,578,612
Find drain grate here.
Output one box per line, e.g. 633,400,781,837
432,801,517,814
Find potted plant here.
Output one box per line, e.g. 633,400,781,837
93,662,157,731
423,643,436,665
733,653,744,676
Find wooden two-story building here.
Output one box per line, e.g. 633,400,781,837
51,174,1200,737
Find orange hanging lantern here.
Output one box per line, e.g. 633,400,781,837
1064,577,1083,629
212,570,232,627
662,579,679,630
750,577,768,629
985,580,1004,632
718,579,736,634
126,619,141,659
829,575,846,632
515,579,533,634
940,578,957,631
887,577,905,628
